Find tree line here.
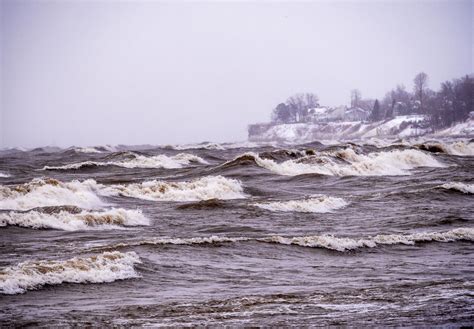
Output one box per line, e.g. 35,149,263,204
362,72,473,128
271,72,473,130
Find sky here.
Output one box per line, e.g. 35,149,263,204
0,0,472,148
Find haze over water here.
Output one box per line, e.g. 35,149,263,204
1,0,474,327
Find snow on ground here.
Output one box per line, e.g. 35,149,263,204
434,118,474,136
250,115,441,142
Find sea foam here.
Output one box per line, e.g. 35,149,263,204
0,251,141,295
417,140,474,156
232,148,445,176
439,182,474,194
261,227,474,251
103,176,247,202
0,208,149,231
43,153,208,170
253,195,348,213
90,228,474,253
0,178,105,211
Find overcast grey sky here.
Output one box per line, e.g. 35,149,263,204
1,0,472,148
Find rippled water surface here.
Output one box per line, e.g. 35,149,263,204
0,139,473,326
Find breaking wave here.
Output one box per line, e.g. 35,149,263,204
103,176,247,202
438,182,474,194
225,148,445,176
262,227,474,251
91,228,474,253
0,207,149,231
253,195,348,213
417,140,474,156
73,145,116,153
42,152,208,170
0,172,10,178
0,251,141,295
0,178,105,210
171,142,226,151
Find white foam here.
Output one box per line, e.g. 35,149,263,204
43,152,208,170
439,182,474,194
0,208,149,231
104,176,247,202
90,235,251,250
0,178,105,210
261,227,474,251
74,145,117,153
0,172,10,178
238,148,445,176
74,147,102,153
90,228,474,253
253,195,348,213
0,251,141,295
171,143,226,151
440,141,474,156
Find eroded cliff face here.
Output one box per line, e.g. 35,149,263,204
248,116,474,142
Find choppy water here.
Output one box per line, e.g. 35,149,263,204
0,139,473,326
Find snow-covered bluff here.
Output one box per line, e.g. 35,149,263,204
248,115,474,142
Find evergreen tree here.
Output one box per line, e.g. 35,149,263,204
370,99,381,122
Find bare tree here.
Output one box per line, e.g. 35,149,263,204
286,93,319,122
413,72,428,113
350,89,362,108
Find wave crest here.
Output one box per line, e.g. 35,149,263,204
438,182,474,194
0,208,149,231
104,176,246,202
262,228,474,251
417,141,474,156
0,178,104,210
253,195,348,213
226,149,445,176
90,228,474,253
0,251,140,295
43,152,208,170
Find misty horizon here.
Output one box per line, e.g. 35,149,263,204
1,0,472,148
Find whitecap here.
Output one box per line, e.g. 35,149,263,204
261,227,474,251
89,228,474,253
0,208,149,231
103,176,247,202
42,152,208,170
232,148,445,176
0,251,141,295
439,182,474,194
0,178,105,210
253,195,348,213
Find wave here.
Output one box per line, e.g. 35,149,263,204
0,178,105,210
103,176,247,202
0,207,149,231
262,228,474,251
90,228,474,253
416,140,474,156
253,195,348,213
0,251,140,295
42,152,208,170
224,148,445,176
73,145,116,153
438,182,474,194
170,142,226,151
0,172,10,178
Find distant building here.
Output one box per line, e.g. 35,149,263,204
306,105,346,122
329,106,346,121
344,107,370,121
